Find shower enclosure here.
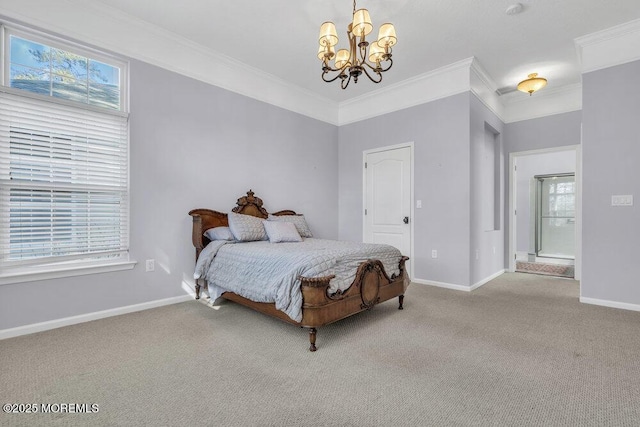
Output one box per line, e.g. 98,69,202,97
535,173,575,259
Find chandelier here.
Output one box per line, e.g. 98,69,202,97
317,0,397,89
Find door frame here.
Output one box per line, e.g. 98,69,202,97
362,142,415,280
508,144,582,281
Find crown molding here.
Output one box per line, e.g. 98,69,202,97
339,57,516,126
469,58,505,122
575,18,640,74
338,58,474,126
500,83,582,124
1,1,586,127
0,0,340,125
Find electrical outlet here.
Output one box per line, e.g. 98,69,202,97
493,247,496,255
431,250,437,259
145,259,155,272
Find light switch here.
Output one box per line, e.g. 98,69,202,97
416,200,422,209
612,195,634,206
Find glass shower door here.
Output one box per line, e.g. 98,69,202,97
535,174,575,259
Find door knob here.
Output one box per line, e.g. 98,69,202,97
403,216,409,224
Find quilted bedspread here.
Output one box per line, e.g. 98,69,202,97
193,238,402,322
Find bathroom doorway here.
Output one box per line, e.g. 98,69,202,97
509,146,580,279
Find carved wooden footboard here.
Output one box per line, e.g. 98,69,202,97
189,190,409,351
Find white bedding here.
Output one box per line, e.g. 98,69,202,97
194,238,402,322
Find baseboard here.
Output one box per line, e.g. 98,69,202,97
412,278,472,292
580,297,640,313
471,270,505,291
0,294,194,340
412,270,505,292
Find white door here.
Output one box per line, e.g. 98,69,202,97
364,146,412,265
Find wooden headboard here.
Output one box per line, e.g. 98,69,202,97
188,190,298,258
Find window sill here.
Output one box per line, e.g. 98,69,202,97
0,260,138,286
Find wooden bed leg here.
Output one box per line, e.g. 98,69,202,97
308,328,317,352
195,281,201,300
398,294,404,310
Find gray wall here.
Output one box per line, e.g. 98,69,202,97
582,60,640,304
503,110,582,266
515,151,576,254
470,94,505,285
0,59,339,330
338,93,472,286
504,111,582,154
13,56,640,332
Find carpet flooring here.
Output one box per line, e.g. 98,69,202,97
1,273,640,426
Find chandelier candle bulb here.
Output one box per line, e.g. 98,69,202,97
377,23,397,47
335,49,351,69
317,45,323,60
317,0,397,89
318,44,335,61
319,22,338,47
352,8,373,37
369,41,384,63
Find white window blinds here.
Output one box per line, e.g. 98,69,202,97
0,89,129,269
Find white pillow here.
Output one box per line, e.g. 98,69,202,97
227,212,267,242
268,214,313,238
263,221,302,243
203,226,235,241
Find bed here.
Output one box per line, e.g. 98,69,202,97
189,190,409,351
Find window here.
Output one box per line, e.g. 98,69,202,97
0,25,131,282
8,32,122,110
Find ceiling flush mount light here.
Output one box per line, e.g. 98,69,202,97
517,73,548,96
505,3,524,16
317,0,397,89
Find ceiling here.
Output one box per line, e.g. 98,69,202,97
90,0,640,103
54,1,640,103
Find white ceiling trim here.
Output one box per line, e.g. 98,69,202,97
575,18,640,73
0,0,339,125
500,83,582,124
337,58,474,126
0,0,602,126
469,58,505,122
